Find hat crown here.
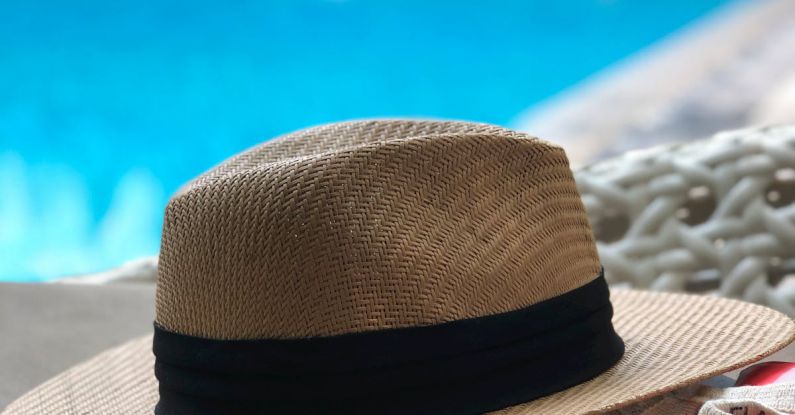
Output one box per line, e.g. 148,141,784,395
155,120,600,339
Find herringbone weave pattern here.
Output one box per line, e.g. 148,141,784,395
156,120,601,339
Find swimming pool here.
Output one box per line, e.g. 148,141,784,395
0,0,732,281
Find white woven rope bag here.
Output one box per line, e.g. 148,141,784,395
576,125,795,316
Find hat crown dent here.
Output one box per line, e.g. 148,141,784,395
155,120,601,340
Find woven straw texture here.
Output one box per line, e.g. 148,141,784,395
3,290,793,415
1,336,157,415
156,120,600,339
577,125,795,316
3,120,794,415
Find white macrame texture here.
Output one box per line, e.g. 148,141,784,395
576,125,795,316
609,382,795,415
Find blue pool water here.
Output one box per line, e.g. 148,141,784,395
1,0,732,281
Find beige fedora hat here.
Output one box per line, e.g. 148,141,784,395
3,120,794,415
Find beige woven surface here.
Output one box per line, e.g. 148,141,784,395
157,120,600,339
3,290,793,415
494,290,794,414
1,336,157,415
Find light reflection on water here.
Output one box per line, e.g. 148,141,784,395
0,152,163,281
0,0,733,281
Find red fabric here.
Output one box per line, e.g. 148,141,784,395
735,362,795,386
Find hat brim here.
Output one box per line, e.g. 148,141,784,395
3,289,794,415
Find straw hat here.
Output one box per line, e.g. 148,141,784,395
3,120,794,415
